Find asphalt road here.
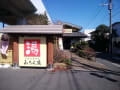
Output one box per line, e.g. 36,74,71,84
96,52,120,72
0,67,120,90
0,52,120,90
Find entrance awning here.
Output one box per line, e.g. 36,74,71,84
0,25,63,34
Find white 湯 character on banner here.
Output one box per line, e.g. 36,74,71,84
31,41,38,56
24,40,40,56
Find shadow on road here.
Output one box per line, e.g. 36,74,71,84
96,52,120,65
71,70,119,83
90,72,118,82
71,58,120,76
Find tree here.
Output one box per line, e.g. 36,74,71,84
91,24,109,52
26,12,48,25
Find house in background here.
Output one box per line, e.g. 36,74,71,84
112,22,120,55
83,29,95,41
57,21,87,50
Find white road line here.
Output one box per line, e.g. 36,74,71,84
111,63,120,67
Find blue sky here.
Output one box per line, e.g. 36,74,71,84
43,0,120,31
0,0,120,31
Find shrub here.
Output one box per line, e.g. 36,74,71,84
76,50,86,57
64,58,72,65
54,49,71,65
74,41,89,50
76,47,96,61
71,41,96,61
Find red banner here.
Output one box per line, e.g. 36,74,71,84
24,39,40,56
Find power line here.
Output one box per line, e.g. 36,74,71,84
112,0,120,10
112,10,120,18
93,0,110,26
86,7,103,29
86,0,108,29
112,18,120,22
88,8,104,28
112,14,120,19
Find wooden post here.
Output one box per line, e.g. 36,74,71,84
47,37,54,67
13,38,19,65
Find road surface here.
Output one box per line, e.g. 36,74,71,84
0,52,119,90
0,68,119,90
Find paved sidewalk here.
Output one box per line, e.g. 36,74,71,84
96,52,120,65
95,52,120,72
71,52,108,71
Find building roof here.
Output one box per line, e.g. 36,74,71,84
62,22,82,31
0,0,36,24
0,25,63,34
84,29,95,36
112,22,120,27
0,0,36,16
56,21,82,31
112,22,120,37
63,32,87,38
30,0,52,24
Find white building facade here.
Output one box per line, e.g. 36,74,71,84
83,29,95,41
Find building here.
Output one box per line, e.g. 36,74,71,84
30,0,52,24
112,22,120,55
0,0,36,25
55,21,87,50
83,29,95,41
0,0,52,25
0,25,63,68
0,0,55,68
0,0,87,68
62,22,87,49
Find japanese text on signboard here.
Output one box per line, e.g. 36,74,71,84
24,40,40,56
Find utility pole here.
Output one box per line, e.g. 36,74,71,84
3,22,4,28
108,0,112,55
2,16,5,28
101,0,112,55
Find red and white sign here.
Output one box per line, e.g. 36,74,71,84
24,40,40,56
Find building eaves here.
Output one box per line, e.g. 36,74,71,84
63,32,87,38
0,25,63,34
0,0,36,17
62,22,82,30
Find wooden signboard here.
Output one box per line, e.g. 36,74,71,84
63,29,72,33
19,37,47,67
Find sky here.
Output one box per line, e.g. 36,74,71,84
0,0,120,32
42,0,120,31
